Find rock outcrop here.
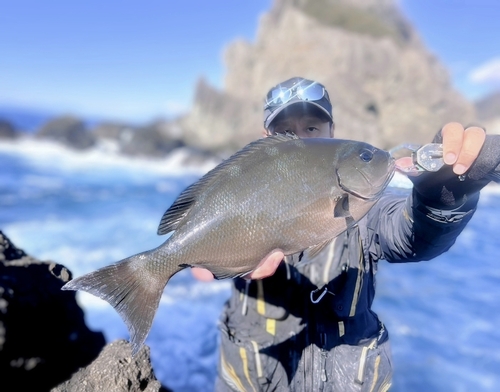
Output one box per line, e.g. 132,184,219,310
92,120,185,157
36,115,96,150
0,231,169,392
51,340,170,392
0,231,105,391
180,0,475,153
0,119,18,139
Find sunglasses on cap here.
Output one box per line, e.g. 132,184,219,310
265,80,327,108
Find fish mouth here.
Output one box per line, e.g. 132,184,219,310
337,158,395,201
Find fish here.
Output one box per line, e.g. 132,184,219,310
62,133,395,355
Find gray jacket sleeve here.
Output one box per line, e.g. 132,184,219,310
362,188,480,263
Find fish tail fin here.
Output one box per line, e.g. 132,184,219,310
62,251,183,356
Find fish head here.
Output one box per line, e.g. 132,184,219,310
336,141,395,201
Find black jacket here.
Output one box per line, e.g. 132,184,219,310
216,188,478,391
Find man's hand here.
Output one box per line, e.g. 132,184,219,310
191,267,216,281
440,123,485,175
191,249,285,281
410,122,500,208
242,249,284,279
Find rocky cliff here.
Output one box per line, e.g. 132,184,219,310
180,0,475,153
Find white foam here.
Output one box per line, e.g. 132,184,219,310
389,171,413,189
0,137,218,177
159,279,232,305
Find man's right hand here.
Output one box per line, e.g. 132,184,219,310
243,250,285,279
191,249,285,281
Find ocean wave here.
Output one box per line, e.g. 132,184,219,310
0,138,218,177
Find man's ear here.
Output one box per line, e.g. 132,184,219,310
330,122,335,137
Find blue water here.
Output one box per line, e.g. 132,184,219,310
1,140,499,391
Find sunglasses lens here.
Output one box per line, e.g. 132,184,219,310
266,88,291,106
265,81,325,107
296,83,324,101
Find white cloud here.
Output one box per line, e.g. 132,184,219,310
469,57,500,84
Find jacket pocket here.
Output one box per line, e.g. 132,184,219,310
356,339,393,392
330,339,393,392
218,327,285,392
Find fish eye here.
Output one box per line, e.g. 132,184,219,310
359,148,374,162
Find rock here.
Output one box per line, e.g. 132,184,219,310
51,340,171,392
36,115,96,150
92,122,132,141
0,231,171,392
0,231,106,392
91,121,184,158
475,91,500,134
180,0,475,153
0,119,19,139
119,123,184,158
180,78,256,153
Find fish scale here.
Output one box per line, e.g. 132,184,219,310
63,134,394,355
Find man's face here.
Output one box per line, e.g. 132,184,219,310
268,111,333,139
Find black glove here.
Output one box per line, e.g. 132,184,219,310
410,134,500,208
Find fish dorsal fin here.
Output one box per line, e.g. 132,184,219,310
157,133,297,235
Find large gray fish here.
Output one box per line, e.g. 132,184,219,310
63,134,395,354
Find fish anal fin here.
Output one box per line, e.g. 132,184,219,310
197,264,253,280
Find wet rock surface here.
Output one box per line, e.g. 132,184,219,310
0,231,169,392
51,340,171,392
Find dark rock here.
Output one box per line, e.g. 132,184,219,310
91,120,184,158
0,231,171,392
51,340,171,392
0,231,106,392
0,119,19,139
92,122,132,141
36,115,96,150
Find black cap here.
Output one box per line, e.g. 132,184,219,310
263,77,333,130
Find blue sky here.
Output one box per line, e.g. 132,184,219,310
1,0,498,122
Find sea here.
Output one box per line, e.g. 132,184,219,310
1,138,499,392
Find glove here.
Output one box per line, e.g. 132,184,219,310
410,134,500,208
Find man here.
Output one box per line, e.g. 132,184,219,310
193,77,493,391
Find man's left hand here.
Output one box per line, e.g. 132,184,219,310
440,122,486,175
410,122,500,208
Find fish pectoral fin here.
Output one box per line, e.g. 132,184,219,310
157,189,197,235
333,194,351,218
307,238,335,260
